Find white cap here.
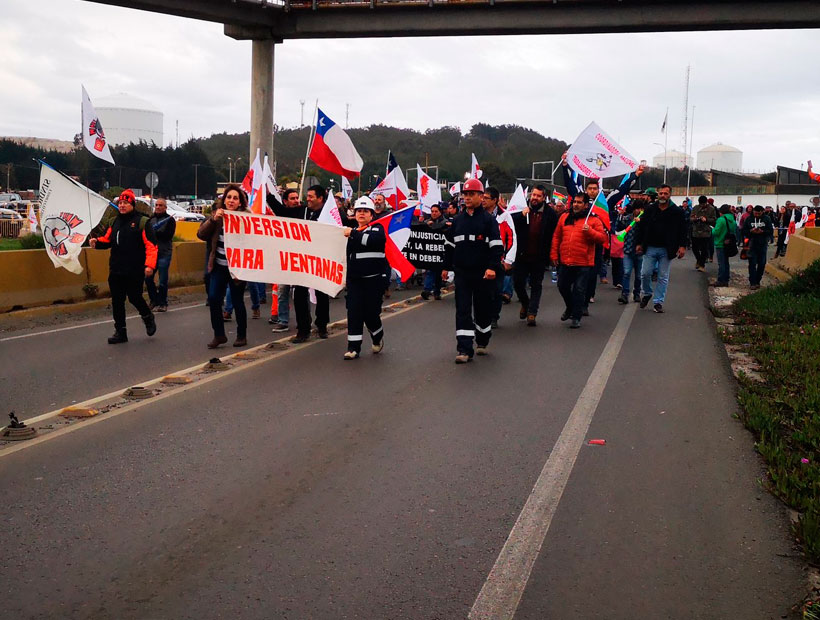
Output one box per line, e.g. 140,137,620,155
354,196,375,211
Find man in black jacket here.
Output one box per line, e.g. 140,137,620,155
145,196,176,312
742,204,773,289
635,184,687,313
90,189,158,343
511,185,558,327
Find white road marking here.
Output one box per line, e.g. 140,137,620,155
0,303,204,342
469,304,637,620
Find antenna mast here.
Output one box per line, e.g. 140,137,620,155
680,65,691,159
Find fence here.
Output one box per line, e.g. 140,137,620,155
0,220,25,239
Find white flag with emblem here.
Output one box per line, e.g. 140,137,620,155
38,163,111,274
416,164,442,214
566,121,638,180
81,86,115,165
318,187,343,227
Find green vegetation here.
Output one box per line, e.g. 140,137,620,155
18,234,45,249
729,259,820,562
0,238,22,251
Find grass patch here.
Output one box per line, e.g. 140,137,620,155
0,238,23,251
730,258,820,563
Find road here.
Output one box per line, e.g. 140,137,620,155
0,261,805,619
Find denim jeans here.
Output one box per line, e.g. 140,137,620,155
622,253,643,297
145,253,171,306
208,265,246,339
557,265,590,321
748,246,767,285
423,269,443,295
276,283,291,325
640,246,671,304
715,247,730,284
225,280,261,313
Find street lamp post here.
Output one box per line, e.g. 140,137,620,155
653,142,667,184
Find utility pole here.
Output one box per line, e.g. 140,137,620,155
5,163,10,191
300,100,306,128
176,120,179,148
193,163,201,199
680,64,691,158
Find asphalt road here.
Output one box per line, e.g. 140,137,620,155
0,260,805,619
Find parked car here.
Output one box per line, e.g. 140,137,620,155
0,193,23,208
0,207,23,220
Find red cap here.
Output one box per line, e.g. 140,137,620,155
118,189,136,205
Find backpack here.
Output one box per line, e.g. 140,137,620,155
722,215,738,258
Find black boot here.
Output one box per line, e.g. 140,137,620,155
108,328,128,344
142,313,157,337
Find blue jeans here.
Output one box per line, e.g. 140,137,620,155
225,281,261,313
277,283,291,325
208,265,246,339
503,274,514,296
748,245,767,285
145,253,171,306
622,253,643,297
423,269,443,295
715,247,730,284
640,246,671,304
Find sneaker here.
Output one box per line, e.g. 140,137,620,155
291,333,310,344
653,303,664,313
455,353,472,364
252,308,261,319
233,337,247,347
270,322,289,333
343,350,359,360
519,305,528,320
640,295,652,308
421,290,431,300
476,345,488,356
570,319,581,329
527,314,537,326
156,305,168,313
372,340,384,354
317,329,329,339
617,294,628,304
589,297,595,304
222,311,232,321
615,283,622,289
560,310,571,321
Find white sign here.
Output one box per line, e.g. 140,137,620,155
222,212,347,297
38,164,110,274
566,121,638,180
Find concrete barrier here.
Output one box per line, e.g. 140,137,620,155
0,240,206,312
175,221,202,241
781,228,820,273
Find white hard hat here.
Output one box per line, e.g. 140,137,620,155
354,196,375,211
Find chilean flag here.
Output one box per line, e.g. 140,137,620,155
309,108,363,179
379,205,416,281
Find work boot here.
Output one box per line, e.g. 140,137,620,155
207,335,227,349
372,339,384,354
107,329,128,344
421,290,431,300
455,353,472,364
527,314,537,326
476,345,489,356
142,313,157,337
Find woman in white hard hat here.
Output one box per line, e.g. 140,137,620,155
342,196,389,360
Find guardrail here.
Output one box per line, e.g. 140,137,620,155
0,220,24,239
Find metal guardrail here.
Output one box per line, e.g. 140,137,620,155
0,221,25,239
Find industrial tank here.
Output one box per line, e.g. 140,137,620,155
697,143,743,172
94,93,163,147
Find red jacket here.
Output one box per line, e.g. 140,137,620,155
550,210,607,267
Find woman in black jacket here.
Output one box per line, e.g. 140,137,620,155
197,184,249,349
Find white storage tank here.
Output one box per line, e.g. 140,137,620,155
697,143,743,172
94,93,163,147
652,149,692,170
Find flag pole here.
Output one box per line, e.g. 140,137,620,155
663,106,669,184
299,99,318,201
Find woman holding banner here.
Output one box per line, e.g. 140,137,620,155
342,196,388,360
197,184,249,349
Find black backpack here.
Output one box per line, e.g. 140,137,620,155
722,215,738,258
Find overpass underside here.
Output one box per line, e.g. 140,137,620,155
87,0,820,40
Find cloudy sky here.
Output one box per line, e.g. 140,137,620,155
2,0,818,173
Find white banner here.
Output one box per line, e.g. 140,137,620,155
566,121,638,180
222,212,347,297
38,164,111,274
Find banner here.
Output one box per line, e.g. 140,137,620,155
403,223,447,269
38,163,111,274
566,121,638,180
221,211,346,297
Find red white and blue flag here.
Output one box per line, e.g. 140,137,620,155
380,205,416,281
309,108,363,179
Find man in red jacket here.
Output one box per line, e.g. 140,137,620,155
550,193,607,329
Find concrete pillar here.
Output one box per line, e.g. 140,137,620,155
250,39,274,166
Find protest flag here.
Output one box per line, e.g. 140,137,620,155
552,190,568,204
81,86,115,165
416,164,442,214
341,176,354,201
309,108,363,179
387,150,399,176
506,184,528,214
470,153,482,179
566,121,638,180
242,149,262,196
379,205,416,281
372,166,410,210
318,187,344,227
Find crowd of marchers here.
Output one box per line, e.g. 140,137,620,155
85,157,814,364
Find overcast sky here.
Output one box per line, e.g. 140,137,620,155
2,0,818,173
